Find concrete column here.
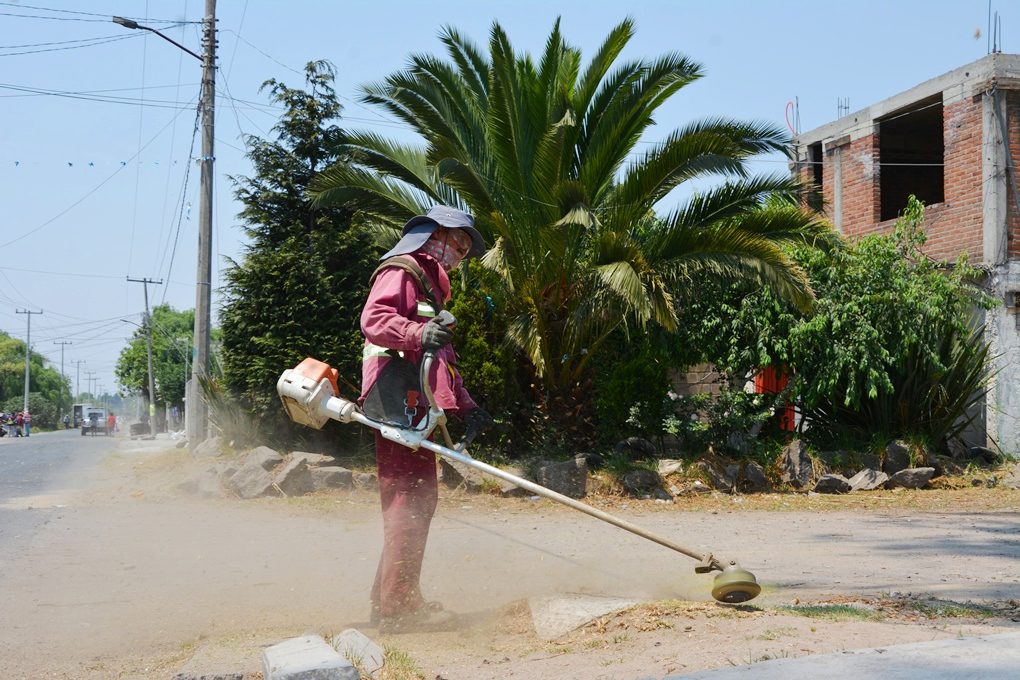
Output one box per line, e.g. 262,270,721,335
832,147,843,232
982,90,1008,266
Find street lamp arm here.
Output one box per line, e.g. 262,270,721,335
112,16,202,61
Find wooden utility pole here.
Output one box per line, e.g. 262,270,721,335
127,276,163,438
15,309,42,416
53,340,72,421
189,0,217,447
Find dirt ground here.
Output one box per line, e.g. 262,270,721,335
1,440,1018,679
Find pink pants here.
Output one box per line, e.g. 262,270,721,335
370,431,438,617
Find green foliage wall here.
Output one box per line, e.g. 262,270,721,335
115,305,194,406
0,333,71,425
220,60,376,443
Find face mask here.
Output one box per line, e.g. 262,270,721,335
421,229,470,270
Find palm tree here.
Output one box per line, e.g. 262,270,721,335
311,18,831,404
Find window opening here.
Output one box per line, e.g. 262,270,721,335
807,142,823,211
878,96,944,221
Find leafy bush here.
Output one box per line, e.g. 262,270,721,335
3,393,57,429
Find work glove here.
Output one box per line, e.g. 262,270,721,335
420,318,454,351
464,407,494,443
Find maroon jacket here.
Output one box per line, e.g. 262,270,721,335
359,252,477,415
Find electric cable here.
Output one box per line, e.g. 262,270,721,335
0,2,194,22
0,33,143,56
0,90,199,249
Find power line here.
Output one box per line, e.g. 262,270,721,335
0,82,196,109
0,33,143,56
0,81,201,98
0,2,194,23
0,91,198,249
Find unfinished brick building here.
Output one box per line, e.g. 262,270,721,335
794,53,1020,455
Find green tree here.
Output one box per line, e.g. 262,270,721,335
115,305,194,408
220,60,376,435
0,333,71,426
310,19,830,428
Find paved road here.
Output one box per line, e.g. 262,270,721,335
0,429,116,567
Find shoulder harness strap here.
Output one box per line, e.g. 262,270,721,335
369,255,444,314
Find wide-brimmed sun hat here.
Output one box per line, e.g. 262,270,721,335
380,205,486,261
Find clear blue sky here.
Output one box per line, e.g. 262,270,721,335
1,0,1015,397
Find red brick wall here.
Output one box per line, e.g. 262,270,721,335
1008,91,1020,259
815,96,989,264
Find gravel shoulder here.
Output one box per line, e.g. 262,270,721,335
0,442,1017,679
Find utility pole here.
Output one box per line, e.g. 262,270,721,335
127,276,163,438
15,309,42,416
112,3,216,446
74,359,85,401
53,340,72,421
85,371,96,399
189,0,217,447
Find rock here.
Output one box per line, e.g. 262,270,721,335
534,458,588,499
273,459,313,497
310,466,353,491
175,439,188,449
332,629,384,678
262,635,358,680
694,460,734,493
575,452,606,470
621,468,661,495
883,440,911,475
438,457,487,492
1000,463,1020,490
613,437,657,459
969,446,1000,464
497,465,530,497
886,467,935,490
816,450,854,475
529,595,641,641
227,463,281,499
215,462,240,483
657,459,684,476
193,436,224,459
779,439,813,488
290,451,334,467
847,468,889,491
354,472,378,490
247,446,284,471
740,462,770,493
178,468,223,499
813,473,851,494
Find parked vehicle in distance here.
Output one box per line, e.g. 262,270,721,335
81,406,110,436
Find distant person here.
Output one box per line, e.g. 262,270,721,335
22,411,31,437
63,414,70,429
14,411,23,437
107,412,116,435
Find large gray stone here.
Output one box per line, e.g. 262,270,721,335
621,468,661,495
227,463,281,499
290,451,334,467
193,436,224,459
779,439,813,488
439,457,487,492
694,460,735,492
332,629,384,678
883,440,912,475
497,465,530,497
886,467,935,489
657,459,684,476
273,459,314,497
534,458,588,499
262,635,358,680
848,468,889,491
529,594,641,641
247,446,284,471
354,472,378,490
613,436,657,458
813,473,851,494
740,461,770,493
310,466,353,491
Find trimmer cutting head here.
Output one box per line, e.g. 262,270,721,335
710,562,761,603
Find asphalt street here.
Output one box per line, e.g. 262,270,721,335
0,428,115,568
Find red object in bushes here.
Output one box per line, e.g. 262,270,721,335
754,366,795,432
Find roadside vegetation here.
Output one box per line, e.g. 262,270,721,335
197,19,1003,489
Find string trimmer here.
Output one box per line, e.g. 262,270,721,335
276,349,761,604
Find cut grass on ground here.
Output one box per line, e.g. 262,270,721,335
776,604,883,622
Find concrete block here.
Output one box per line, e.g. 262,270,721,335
274,459,314,496
262,635,358,680
193,436,224,458
291,451,334,467
227,463,281,499
529,594,641,640
332,629,384,677
311,466,353,491
848,468,889,491
248,445,284,471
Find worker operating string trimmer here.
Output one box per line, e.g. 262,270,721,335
359,205,492,634
278,205,761,635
